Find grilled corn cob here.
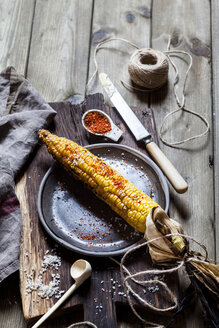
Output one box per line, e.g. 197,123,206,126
38,129,159,233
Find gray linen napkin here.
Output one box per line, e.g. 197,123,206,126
0,67,56,282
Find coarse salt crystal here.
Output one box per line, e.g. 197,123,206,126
25,252,64,300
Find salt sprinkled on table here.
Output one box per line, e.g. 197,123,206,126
25,249,65,300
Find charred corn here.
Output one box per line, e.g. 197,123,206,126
38,129,159,233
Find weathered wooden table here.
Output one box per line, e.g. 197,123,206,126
0,0,218,327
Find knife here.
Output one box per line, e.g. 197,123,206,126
99,73,188,194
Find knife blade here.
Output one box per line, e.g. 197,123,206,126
99,73,188,194
99,73,151,142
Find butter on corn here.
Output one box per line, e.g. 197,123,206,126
38,130,159,233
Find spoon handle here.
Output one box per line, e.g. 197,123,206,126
31,283,78,328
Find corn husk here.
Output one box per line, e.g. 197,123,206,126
145,207,186,264
144,207,219,327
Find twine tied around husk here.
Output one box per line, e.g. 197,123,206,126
86,36,209,148
113,207,219,328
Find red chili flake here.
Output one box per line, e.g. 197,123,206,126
84,111,112,135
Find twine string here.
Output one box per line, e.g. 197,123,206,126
86,36,209,148
85,37,139,96
110,233,209,327
165,35,190,108
160,38,210,147
65,233,209,328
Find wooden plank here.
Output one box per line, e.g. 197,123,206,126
0,0,35,73
212,0,219,262
17,1,93,327
0,1,35,328
86,2,181,327
0,273,25,328
87,2,151,326
26,0,93,102
87,0,151,107
151,0,213,327
87,2,183,327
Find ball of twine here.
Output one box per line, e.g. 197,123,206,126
128,48,169,89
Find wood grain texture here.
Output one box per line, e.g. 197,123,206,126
87,0,151,106
20,94,177,328
26,0,93,102
0,0,35,73
212,0,219,262
0,0,215,327
0,1,35,328
151,0,213,327
17,1,94,320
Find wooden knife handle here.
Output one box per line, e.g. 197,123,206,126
146,141,188,194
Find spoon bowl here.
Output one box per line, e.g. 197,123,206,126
71,259,92,284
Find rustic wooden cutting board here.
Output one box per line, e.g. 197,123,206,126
19,93,178,327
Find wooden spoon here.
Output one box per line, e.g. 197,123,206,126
31,259,92,328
